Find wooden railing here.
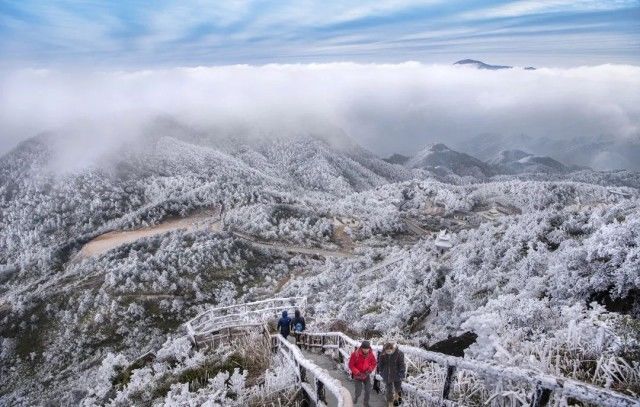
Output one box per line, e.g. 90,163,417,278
184,297,307,345
183,298,638,407
272,334,353,407
297,332,639,407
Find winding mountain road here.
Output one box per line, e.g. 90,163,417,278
403,218,430,236
76,211,355,260
229,230,355,258
78,213,222,258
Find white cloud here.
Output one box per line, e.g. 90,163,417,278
0,62,639,169
461,0,638,20
138,1,253,48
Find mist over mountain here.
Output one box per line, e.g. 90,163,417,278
1,119,640,404
405,143,495,177
2,0,640,402
1,61,640,405
1,63,639,171
487,149,568,173
458,133,640,171
391,143,573,179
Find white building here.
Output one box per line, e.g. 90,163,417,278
434,229,453,254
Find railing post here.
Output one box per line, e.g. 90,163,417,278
317,379,326,403
338,336,344,363
186,322,198,349
442,365,456,400
321,335,326,353
300,365,306,383
530,383,552,407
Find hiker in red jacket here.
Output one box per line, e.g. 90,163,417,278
349,340,377,406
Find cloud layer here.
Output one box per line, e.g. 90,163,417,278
1,62,639,170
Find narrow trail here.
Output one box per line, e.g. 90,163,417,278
360,255,403,277
8,212,222,302
230,230,355,258
8,213,352,307
300,346,387,407
78,213,354,260
402,218,430,236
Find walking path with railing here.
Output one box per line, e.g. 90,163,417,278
184,297,639,407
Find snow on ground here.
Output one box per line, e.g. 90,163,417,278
1,131,639,405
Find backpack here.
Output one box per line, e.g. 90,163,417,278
294,322,303,332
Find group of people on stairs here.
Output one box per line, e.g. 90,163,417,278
276,309,306,340
349,340,405,407
277,310,405,407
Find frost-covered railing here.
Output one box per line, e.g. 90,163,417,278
272,334,353,407
183,300,637,406
184,297,307,345
298,332,638,407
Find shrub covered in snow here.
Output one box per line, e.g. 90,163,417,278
1,132,639,403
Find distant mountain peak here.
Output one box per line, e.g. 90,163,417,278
454,59,536,71
405,142,494,177
487,149,531,165
454,59,512,70
383,153,410,165
487,149,567,173
425,143,451,152
398,144,570,177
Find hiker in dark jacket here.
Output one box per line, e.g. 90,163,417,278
290,309,306,344
378,342,406,406
291,309,306,332
277,310,292,339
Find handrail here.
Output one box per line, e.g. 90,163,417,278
182,298,638,407
189,296,306,324
184,297,306,345
197,296,307,315
299,331,639,407
190,306,300,331
272,334,353,407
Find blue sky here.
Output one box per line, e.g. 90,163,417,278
1,0,639,68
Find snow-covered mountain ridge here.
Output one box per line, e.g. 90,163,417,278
0,128,639,405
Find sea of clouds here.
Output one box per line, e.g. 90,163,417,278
1,62,639,170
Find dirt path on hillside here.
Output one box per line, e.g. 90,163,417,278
79,210,352,260
78,211,222,258
332,223,355,251
229,230,354,258
361,255,404,276
22,214,224,299
403,218,430,236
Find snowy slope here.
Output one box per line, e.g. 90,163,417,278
1,129,639,405
488,149,567,174
405,143,495,177
462,133,640,172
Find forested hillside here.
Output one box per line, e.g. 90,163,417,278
0,128,638,405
